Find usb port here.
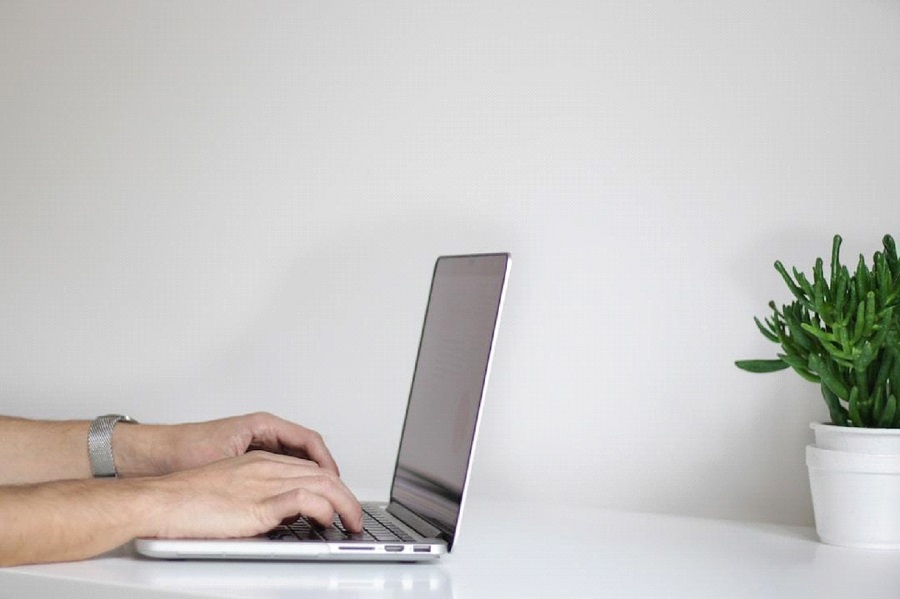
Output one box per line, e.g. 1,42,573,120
413,545,431,553
385,545,404,552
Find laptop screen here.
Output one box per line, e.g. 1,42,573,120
389,253,510,547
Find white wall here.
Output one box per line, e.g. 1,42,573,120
2,1,899,526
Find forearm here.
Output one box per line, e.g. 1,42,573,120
0,478,157,566
0,416,93,484
0,416,171,484
0,411,343,486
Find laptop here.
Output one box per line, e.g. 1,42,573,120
135,253,511,561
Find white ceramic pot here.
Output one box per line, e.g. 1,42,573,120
811,422,900,454
807,445,900,548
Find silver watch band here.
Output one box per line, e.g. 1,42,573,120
88,414,138,478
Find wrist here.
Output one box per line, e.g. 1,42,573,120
118,476,173,539
112,423,169,478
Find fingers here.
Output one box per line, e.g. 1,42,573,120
266,489,335,528
243,413,342,476
243,452,363,533
266,483,363,533
156,451,364,539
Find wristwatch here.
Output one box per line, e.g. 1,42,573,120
87,414,139,478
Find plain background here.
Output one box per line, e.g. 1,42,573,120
1,1,899,526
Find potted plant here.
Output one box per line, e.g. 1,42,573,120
736,234,900,548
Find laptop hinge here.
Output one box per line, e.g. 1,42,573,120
386,501,445,540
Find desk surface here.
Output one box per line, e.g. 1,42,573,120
3,498,900,599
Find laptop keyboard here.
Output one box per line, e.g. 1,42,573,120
266,504,416,543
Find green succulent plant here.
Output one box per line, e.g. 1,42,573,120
736,234,900,427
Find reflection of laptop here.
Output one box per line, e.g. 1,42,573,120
131,562,452,596
136,253,511,561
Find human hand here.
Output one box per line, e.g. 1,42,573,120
0,449,363,567
134,451,364,539
115,412,341,478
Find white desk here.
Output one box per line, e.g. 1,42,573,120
3,499,900,599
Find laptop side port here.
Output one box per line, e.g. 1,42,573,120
385,545,404,552
413,545,431,553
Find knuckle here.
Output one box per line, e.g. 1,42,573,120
293,488,334,522
248,411,273,426
307,430,324,445
254,503,282,530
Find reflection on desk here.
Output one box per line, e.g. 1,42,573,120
132,557,450,598
4,498,900,599
2,545,451,599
